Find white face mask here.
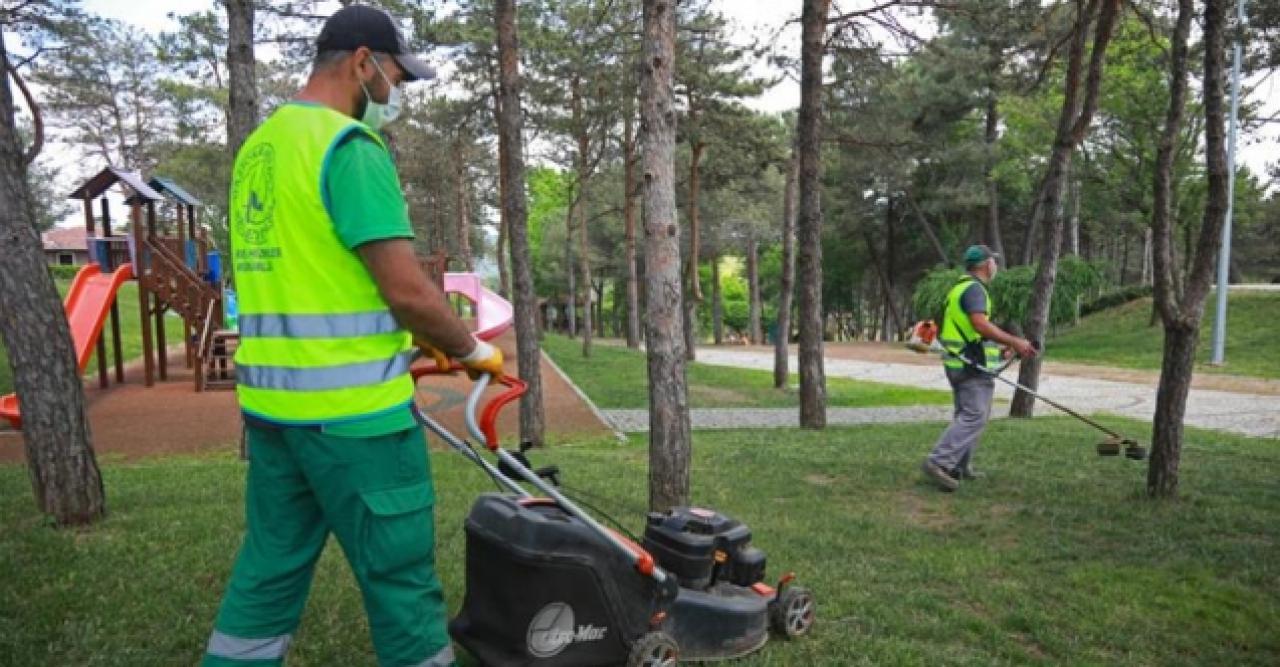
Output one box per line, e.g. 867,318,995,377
360,57,402,130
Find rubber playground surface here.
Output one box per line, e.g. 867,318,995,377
0,330,614,463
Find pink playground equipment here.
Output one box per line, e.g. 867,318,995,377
443,272,514,342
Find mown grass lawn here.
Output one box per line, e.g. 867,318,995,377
2,416,1276,665
0,279,187,395
543,334,950,409
1049,292,1279,379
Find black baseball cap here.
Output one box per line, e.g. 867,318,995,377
316,5,435,82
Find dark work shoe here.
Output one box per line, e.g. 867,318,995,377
921,458,959,492
951,466,985,481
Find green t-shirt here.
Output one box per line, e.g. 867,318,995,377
246,108,418,438
324,128,417,437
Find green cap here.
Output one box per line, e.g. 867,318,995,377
964,244,999,268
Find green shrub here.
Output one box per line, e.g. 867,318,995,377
1080,284,1153,316
912,256,1106,329
47,264,82,280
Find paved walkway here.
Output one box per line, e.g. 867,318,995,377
665,347,1280,438
603,405,955,432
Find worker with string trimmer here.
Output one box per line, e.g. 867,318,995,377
919,245,1037,492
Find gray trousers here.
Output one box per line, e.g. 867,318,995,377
928,368,996,470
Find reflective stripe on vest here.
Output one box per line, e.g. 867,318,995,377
239,311,401,339
411,645,457,667
238,351,415,392
206,630,292,661
230,104,414,422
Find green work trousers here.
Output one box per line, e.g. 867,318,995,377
202,423,454,667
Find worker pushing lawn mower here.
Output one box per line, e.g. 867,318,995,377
908,245,1148,494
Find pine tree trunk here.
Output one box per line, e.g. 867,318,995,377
495,0,545,445
571,77,593,357
1011,0,1119,417
225,0,258,157
1148,323,1197,497
640,0,691,512
747,237,762,344
984,63,1005,264
683,139,705,362
796,0,830,429
0,35,105,525
711,256,723,344
1148,0,1223,498
774,152,798,389
496,207,510,298
453,137,474,271
623,101,641,348
564,205,576,338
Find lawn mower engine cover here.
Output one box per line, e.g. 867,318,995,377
449,494,676,666
642,507,773,660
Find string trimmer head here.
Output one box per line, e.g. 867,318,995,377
1097,436,1147,460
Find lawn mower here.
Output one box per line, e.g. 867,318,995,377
905,322,1148,460
410,365,815,666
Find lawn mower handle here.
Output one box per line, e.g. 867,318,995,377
409,354,525,452
413,357,670,584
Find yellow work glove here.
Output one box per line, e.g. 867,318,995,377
415,340,453,372
459,339,505,380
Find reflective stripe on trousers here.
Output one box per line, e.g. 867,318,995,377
412,645,456,667
237,351,415,391
206,630,291,661
239,311,401,339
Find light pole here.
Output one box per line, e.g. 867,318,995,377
1211,0,1247,365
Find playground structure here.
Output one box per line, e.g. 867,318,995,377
2,174,519,431
1,167,230,429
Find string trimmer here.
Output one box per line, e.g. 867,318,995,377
905,326,1147,460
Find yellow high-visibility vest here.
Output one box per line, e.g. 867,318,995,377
938,275,1001,371
229,103,413,423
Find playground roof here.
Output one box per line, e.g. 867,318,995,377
148,176,202,206
69,167,163,202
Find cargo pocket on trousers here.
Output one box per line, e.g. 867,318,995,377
359,481,435,579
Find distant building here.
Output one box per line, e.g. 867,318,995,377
42,227,89,266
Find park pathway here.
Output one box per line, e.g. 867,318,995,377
643,346,1279,439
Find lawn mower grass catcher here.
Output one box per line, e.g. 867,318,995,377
411,367,815,666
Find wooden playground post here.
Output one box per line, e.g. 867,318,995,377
99,196,125,383
147,201,168,382
132,200,155,387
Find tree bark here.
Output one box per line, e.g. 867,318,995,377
711,256,723,344
564,204,576,337
0,35,105,526
1011,0,1118,417
747,237,762,344
774,151,798,389
623,97,641,348
496,0,545,446
570,76,594,357
640,0,691,512
1148,0,1222,498
452,136,474,271
984,64,1005,265
225,0,258,158
796,0,830,429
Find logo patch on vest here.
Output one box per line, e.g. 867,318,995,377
233,143,277,246
526,602,608,658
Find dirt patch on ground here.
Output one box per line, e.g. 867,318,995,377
0,330,613,463
804,473,840,487
897,489,957,530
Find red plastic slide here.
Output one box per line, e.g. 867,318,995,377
1,263,134,429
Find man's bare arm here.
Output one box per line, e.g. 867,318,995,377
357,239,477,358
